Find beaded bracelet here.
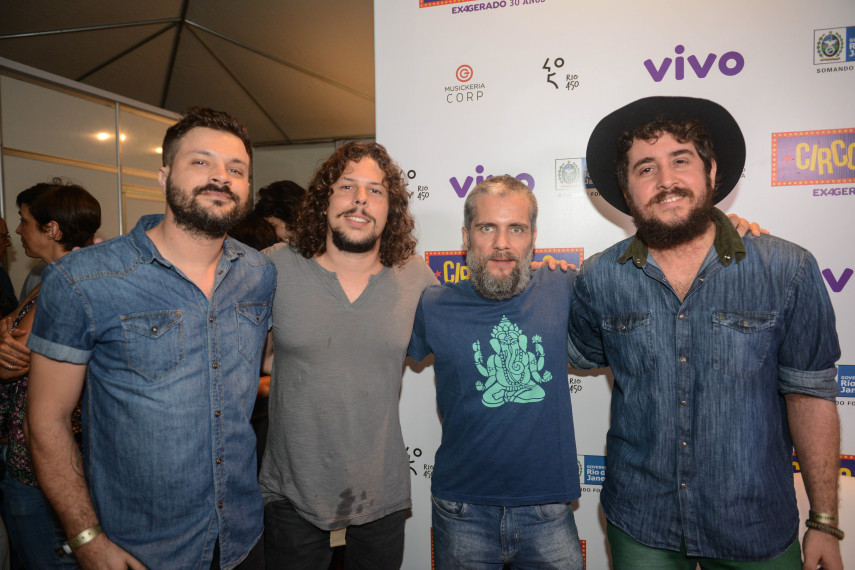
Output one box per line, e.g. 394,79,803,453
805,519,845,540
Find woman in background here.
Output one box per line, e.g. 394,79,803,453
0,179,100,569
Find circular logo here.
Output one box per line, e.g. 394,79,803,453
817,31,842,58
456,65,473,83
558,160,579,186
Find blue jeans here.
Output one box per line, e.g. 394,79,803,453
2,476,78,569
431,496,583,570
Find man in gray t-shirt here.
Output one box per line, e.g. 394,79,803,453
259,142,437,569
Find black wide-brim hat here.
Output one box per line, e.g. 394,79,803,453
585,96,746,215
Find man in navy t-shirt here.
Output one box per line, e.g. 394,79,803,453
409,175,583,569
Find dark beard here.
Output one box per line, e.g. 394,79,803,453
627,183,714,249
330,227,379,253
466,248,533,300
166,177,247,239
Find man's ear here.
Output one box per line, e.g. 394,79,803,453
709,159,717,190
461,226,469,250
157,166,169,195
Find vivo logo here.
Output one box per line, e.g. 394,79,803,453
644,45,745,82
449,165,535,198
823,268,853,293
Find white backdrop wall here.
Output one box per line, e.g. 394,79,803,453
375,1,855,567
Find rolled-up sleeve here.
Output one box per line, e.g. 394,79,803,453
776,250,840,400
26,263,95,364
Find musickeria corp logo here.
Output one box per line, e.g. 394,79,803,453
444,64,486,104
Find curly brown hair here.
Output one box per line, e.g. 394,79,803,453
615,118,719,195
293,142,417,267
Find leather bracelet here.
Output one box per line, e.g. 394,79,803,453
809,510,839,526
55,524,103,558
805,519,845,540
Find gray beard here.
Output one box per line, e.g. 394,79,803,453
466,249,533,300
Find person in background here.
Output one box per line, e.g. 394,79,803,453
0,179,100,569
228,211,280,472
24,107,274,569
254,180,305,243
0,219,17,319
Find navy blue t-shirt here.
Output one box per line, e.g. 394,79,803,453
409,269,581,506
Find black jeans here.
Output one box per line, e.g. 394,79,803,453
264,499,406,569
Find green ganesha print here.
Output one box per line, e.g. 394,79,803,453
472,315,552,408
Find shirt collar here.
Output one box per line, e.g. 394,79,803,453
617,207,746,268
129,214,244,266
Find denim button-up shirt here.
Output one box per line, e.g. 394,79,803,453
28,215,275,569
567,209,839,560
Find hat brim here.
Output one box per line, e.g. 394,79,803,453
585,96,746,215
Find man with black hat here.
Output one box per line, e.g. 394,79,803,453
568,97,842,569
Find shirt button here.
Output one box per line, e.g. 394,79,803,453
678,314,686,320
218,502,224,508
216,457,223,464
679,356,687,363
151,326,158,333
742,321,749,327
698,277,704,282
680,400,687,407
218,270,223,275
214,410,221,417
212,363,219,369
681,483,687,489
680,441,687,447
209,316,215,323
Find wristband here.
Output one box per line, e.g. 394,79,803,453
805,519,845,541
55,524,103,558
809,510,839,526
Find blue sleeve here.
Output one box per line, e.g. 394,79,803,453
26,263,95,364
567,263,608,368
407,294,431,361
777,250,840,400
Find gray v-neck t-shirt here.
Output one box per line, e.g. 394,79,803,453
259,244,438,529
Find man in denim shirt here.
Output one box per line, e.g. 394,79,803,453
569,97,842,569
25,108,274,569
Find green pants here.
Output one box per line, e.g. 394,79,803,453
607,523,802,569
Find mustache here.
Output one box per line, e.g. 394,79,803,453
647,187,692,208
194,183,238,203
338,207,375,223
486,252,519,262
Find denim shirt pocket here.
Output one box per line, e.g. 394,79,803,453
236,302,269,364
711,310,776,379
601,312,654,375
121,311,185,381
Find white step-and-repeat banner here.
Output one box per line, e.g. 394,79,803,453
375,0,855,567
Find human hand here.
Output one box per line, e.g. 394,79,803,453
74,534,147,570
728,213,768,238
801,527,843,570
530,258,577,272
0,328,31,375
